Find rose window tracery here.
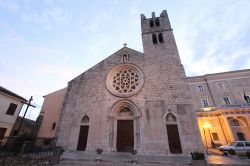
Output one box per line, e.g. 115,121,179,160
106,64,144,97
112,69,139,93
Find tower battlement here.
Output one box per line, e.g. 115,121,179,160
141,10,172,34
140,10,168,20
141,10,176,55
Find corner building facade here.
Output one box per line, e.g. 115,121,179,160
56,10,203,155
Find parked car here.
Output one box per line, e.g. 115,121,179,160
218,141,250,155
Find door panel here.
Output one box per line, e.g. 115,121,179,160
77,126,89,151
166,124,182,154
116,120,134,152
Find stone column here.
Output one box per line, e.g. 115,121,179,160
135,116,141,149
221,116,235,142
108,117,114,152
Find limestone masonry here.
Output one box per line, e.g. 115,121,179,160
56,10,204,155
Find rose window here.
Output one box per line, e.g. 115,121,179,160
113,69,139,93
106,64,144,97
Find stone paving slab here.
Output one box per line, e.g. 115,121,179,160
207,155,250,166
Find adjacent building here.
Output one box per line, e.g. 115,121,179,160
10,116,36,136
37,88,67,138
187,69,250,148
0,86,27,144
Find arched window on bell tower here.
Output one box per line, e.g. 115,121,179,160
150,19,154,27
158,33,164,43
155,18,160,26
152,34,157,44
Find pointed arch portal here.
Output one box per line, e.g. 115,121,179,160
77,115,89,151
165,113,182,154
108,100,141,152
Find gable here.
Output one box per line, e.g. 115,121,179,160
69,47,144,84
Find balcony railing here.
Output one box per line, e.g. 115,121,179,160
217,103,250,109
0,136,62,165
198,103,250,112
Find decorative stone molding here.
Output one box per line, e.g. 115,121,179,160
106,64,144,97
108,99,141,151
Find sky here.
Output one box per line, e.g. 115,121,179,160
0,0,250,120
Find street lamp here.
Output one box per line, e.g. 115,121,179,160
203,122,212,153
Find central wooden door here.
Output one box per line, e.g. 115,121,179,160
116,120,134,152
166,124,182,154
77,126,89,151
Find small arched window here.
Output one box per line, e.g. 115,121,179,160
230,119,240,126
152,34,157,44
158,33,164,43
81,115,90,123
150,19,154,27
155,18,160,26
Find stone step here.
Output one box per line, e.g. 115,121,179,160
57,151,191,166
59,160,188,166
57,151,250,166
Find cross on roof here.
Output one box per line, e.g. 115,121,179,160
123,43,127,47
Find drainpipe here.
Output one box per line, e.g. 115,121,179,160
204,78,215,106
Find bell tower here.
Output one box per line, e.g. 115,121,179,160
139,10,204,155
141,10,181,63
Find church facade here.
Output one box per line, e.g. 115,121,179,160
56,10,203,155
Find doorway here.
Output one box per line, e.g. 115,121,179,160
116,120,134,152
166,124,182,154
77,126,89,151
165,113,182,154
237,132,246,141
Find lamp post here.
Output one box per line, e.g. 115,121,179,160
203,122,212,153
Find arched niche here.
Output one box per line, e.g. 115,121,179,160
165,113,177,123
228,117,249,141
228,117,246,127
81,115,90,124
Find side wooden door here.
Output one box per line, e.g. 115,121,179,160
77,126,89,151
166,124,182,154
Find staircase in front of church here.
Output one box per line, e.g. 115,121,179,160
56,151,191,166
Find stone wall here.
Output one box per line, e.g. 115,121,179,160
56,10,204,155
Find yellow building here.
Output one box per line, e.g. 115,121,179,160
187,69,250,148
196,106,250,148
37,88,67,138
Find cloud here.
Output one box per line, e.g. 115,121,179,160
38,64,82,81
17,2,72,30
37,7,72,30
176,0,250,76
43,0,55,5
0,0,19,13
79,12,113,33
